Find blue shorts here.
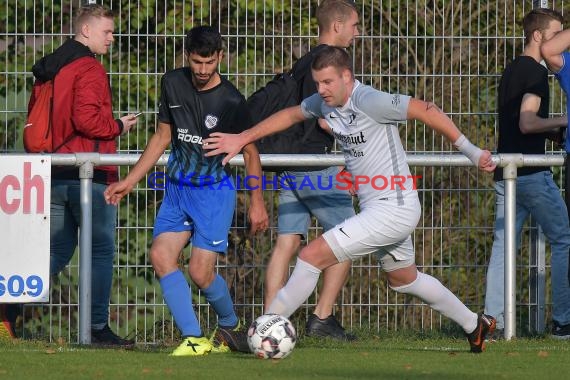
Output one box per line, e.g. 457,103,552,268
153,179,236,253
277,166,355,238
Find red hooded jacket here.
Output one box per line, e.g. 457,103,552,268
29,39,122,184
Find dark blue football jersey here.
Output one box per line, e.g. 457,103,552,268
158,67,252,186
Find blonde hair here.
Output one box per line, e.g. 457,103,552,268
73,4,115,34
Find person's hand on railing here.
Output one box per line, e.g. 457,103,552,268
454,134,496,172
478,150,496,172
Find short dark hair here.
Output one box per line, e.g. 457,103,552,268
74,4,115,35
311,45,353,74
185,25,223,56
522,8,564,45
316,0,358,31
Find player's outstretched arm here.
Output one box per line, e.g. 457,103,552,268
104,122,171,205
407,98,496,172
203,105,307,165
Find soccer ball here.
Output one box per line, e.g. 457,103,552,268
247,314,297,359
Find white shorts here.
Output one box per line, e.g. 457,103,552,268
323,196,421,272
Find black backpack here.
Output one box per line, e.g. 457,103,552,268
247,45,326,156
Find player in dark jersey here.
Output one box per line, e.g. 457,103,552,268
105,26,268,356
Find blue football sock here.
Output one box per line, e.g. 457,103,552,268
202,274,238,328
160,270,201,337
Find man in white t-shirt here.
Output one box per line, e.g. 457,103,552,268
204,45,497,353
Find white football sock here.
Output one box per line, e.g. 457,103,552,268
391,271,477,333
266,258,322,317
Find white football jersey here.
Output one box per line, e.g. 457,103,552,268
301,80,417,206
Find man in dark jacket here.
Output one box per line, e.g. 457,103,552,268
28,4,137,346
104,26,268,356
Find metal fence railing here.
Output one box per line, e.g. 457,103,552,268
2,152,560,343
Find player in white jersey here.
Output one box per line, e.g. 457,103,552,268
204,45,497,353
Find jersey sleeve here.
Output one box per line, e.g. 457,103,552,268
525,63,548,99
354,87,410,124
300,93,323,119
230,96,254,133
555,52,570,95
157,74,172,124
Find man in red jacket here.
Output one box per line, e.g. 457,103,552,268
27,4,137,346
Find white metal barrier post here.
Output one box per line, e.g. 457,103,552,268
502,155,523,340
77,154,97,345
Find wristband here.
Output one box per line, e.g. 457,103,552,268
454,134,483,167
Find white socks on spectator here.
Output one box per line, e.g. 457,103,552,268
391,271,478,333
266,258,322,318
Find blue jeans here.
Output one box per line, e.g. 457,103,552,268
50,180,117,329
277,166,355,236
485,172,570,329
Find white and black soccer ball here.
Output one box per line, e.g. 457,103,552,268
247,314,297,359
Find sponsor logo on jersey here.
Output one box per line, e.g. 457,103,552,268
177,128,203,144
348,113,357,124
392,94,401,107
332,130,367,146
328,112,357,125
204,114,219,129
